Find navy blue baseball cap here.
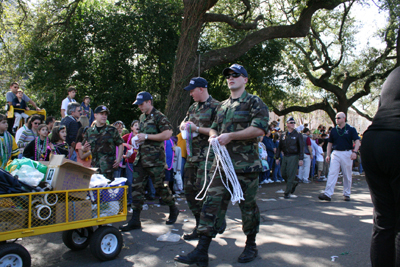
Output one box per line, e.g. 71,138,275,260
286,116,295,123
184,77,208,91
133,91,153,105
222,63,248,78
94,105,110,114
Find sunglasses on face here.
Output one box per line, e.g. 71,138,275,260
33,122,40,125
288,122,295,124
225,73,242,79
335,117,342,119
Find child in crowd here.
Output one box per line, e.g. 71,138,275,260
49,125,70,158
316,139,325,181
12,89,30,133
0,114,19,168
75,127,92,167
23,124,51,161
122,120,139,208
258,136,269,184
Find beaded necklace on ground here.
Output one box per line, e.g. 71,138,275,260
336,124,347,137
35,136,49,161
0,132,12,168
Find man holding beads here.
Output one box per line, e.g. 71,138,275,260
318,112,360,201
119,91,179,231
180,77,220,240
175,64,269,266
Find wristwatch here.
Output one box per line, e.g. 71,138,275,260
145,134,148,140
196,127,199,133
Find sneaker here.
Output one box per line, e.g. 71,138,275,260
318,193,331,201
267,179,274,183
128,207,133,213
344,196,350,201
303,180,311,184
322,178,328,181
259,180,268,185
275,180,281,183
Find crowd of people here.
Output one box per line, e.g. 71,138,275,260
1,63,370,266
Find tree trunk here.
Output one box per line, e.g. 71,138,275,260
164,0,216,133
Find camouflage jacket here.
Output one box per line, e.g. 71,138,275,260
182,96,220,162
84,125,124,169
211,90,269,173
135,107,173,168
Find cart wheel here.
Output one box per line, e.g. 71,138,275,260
90,226,122,261
62,227,94,251
0,243,31,267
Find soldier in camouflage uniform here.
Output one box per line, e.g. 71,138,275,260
84,105,124,181
120,91,179,231
180,77,220,240
175,64,269,266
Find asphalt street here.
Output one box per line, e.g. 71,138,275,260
19,174,373,267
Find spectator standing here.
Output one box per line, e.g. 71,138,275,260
261,129,275,183
23,124,51,161
315,140,324,181
0,114,19,168
272,132,284,182
45,116,56,133
298,128,312,183
75,126,91,167
81,96,94,125
17,115,42,156
60,102,82,161
50,125,70,158
318,112,360,201
61,86,77,118
360,66,400,266
275,117,304,199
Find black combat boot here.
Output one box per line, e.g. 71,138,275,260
119,209,141,231
238,233,258,263
175,235,212,266
183,214,200,240
166,204,179,225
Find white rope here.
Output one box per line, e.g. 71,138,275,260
195,138,244,205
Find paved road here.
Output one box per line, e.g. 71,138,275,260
19,175,373,267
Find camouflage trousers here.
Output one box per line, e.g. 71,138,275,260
131,161,175,211
96,160,115,181
197,171,260,238
184,160,211,217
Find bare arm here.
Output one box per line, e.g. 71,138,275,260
350,139,361,160
325,142,333,162
113,143,124,168
29,100,40,110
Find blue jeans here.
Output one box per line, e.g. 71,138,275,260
259,172,267,182
273,160,283,181
70,150,77,162
311,156,316,178
181,157,186,184
126,163,134,204
265,156,274,179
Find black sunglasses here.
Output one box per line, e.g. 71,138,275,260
335,117,342,119
288,122,296,124
225,73,242,79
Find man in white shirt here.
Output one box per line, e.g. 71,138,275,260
61,87,77,118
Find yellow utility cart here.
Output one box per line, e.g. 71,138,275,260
0,186,127,267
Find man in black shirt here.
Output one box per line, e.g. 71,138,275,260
60,102,82,161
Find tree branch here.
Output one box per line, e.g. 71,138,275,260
350,105,373,121
200,0,348,71
204,13,263,29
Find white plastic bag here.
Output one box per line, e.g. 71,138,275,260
12,165,44,187
89,174,110,188
157,231,181,242
173,171,183,192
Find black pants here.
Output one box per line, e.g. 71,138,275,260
361,130,400,267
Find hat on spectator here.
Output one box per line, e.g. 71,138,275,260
222,63,248,78
94,105,109,114
133,91,153,105
286,116,295,123
184,77,208,91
